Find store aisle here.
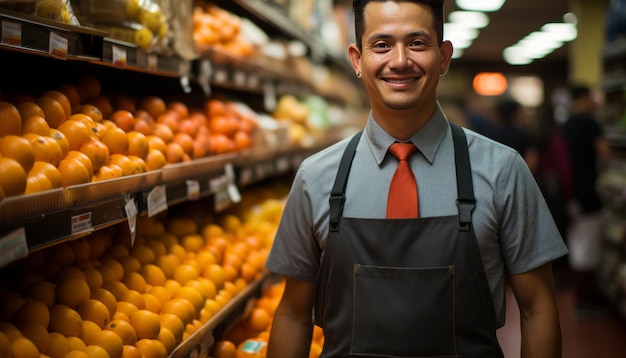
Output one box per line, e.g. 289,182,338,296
497,284,626,357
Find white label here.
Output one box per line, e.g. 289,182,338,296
71,212,93,235
187,180,200,200
148,54,158,71
198,59,212,96
263,81,277,112
49,32,68,59
238,167,254,186
112,45,127,67
124,197,138,245
214,190,231,212
225,164,241,203
214,68,228,83
0,228,28,269
276,157,290,173
147,185,168,217
1,21,21,46
234,70,246,87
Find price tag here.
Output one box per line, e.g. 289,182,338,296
186,180,200,200
71,212,93,235
0,228,28,269
1,21,21,46
263,81,277,112
48,32,68,59
276,157,290,173
248,74,260,89
124,196,138,246
198,59,212,96
148,54,158,71
214,190,231,212
209,175,228,194
147,185,168,217
225,163,241,204
180,75,192,94
238,167,253,186
234,70,246,87
112,45,127,68
214,68,228,84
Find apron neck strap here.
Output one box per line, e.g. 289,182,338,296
329,130,363,232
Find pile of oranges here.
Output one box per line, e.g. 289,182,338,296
211,279,324,358
0,75,258,199
0,195,284,358
193,4,255,57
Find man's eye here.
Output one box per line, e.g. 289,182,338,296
410,40,425,48
373,42,390,49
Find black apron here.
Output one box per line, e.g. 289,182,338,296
314,123,504,357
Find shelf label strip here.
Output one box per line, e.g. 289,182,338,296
0,228,28,269
49,32,68,59
125,195,139,246
147,185,168,217
1,20,21,46
71,212,93,235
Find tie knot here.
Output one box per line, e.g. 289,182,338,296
389,142,417,161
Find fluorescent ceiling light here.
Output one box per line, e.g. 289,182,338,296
448,11,490,29
541,23,577,42
444,23,479,41
456,0,506,12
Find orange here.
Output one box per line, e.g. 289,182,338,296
75,104,104,123
165,141,185,163
247,308,271,332
234,130,252,151
85,96,113,120
1,135,34,172
168,101,189,119
130,244,156,265
23,279,56,308
82,266,104,289
142,293,161,314
82,345,110,358
122,344,142,358
22,133,63,166
139,96,166,119
101,126,129,155
0,101,21,136
77,299,111,329
120,289,145,310
66,336,86,351
146,286,171,307
140,264,167,286
158,313,184,344
18,321,50,352
93,164,122,181
41,90,72,119
15,299,50,328
123,272,147,293
21,114,50,135
135,338,167,358
152,123,174,143
111,110,136,132
102,280,129,302
163,279,182,296
115,301,139,319
71,238,91,262
49,128,70,158
16,102,44,123
130,309,160,340
90,329,124,358
133,117,153,135
106,154,134,176
156,327,176,354
186,278,216,301
173,132,194,156
0,157,27,197
145,148,167,171
0,321,22,340
172,264,199,285
127,155,148,174
79,137,110,171
57,157,91,187
9,336,39,358
64,151,94,178
63,350,89,358
56,84,80,111
56,277,91,309
53,266,86,283
212,340,237,358
161,299,194,326
177,119,198,138
209,133,235,154
205,99,226,118
126,131,149,158
173,286,205,315
106,319,137,345
57,119,91,152
91,287,118,317
36,96,67,128
46,332,71,358
76,75,102,102
80,320,102,345
49,304,83,337
68,113,98,134
156,111,179,133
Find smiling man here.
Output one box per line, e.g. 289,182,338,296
265,1,568,357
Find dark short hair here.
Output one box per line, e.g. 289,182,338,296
352,0,445,50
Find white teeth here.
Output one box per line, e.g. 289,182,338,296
386,78,415,84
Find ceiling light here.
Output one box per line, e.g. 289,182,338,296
541,23,577,42
448,11,490,29
444,23,479,41
456,0,506,12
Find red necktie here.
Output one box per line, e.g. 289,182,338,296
386,143,418,218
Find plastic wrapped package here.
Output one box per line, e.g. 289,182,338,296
0,0,81,25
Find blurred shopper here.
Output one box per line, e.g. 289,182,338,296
561,84,611,317
532,107,574,284
490,99,539,172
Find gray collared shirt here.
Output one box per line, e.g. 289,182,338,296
266,104,568,326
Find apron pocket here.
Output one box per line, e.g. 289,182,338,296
351,264,457,357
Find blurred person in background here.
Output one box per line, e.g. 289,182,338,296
561,84,611,317
490,99,539,173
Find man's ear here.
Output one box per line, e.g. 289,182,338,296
348,44,362,77
439,40,453,76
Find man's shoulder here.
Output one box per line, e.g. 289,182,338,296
298,132,360,175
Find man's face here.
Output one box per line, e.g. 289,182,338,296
349,2,452,115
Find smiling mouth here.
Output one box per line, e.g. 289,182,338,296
384,78,418,84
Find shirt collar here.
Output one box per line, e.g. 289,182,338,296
365,103,449,165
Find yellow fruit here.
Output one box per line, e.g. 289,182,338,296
159,313,184,345
0,157,27,197
9,337,39,358
91,287,118,319
77,299,111,329
80,320,101,345
106,319,137,345
23,280,56,308
156,327,176,354
89,329,124,358
82,345,109,358
130,310,160,340
134,26,154,49
46,332,71,358
15,300,50,328
66,336,86,351
18,322,50,353
56,277,90,309
49,305,83,337
135,338,167,358
0,332,10,358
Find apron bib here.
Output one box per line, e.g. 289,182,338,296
315,124,504,357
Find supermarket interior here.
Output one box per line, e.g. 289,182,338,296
0,0,626,357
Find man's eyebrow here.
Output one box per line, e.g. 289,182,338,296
366,31,432,43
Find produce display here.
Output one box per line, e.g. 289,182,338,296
0,192,285,358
